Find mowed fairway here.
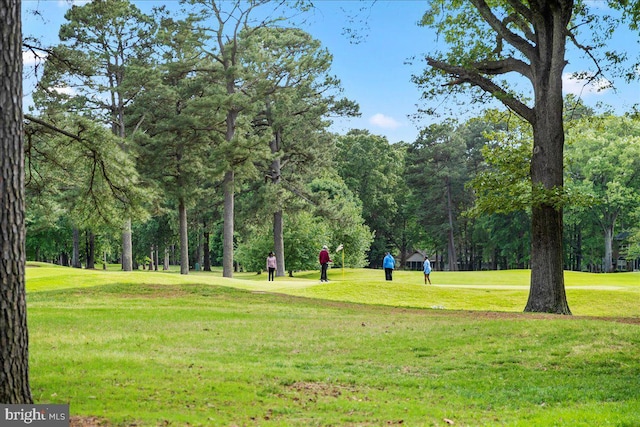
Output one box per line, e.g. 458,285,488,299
26,264,640,426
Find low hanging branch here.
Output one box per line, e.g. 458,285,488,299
24,114,82,141
24,113,140,226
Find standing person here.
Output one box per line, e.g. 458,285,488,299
423,255,432,285
319,245,332,282
383,252,395,281
266,252,277,281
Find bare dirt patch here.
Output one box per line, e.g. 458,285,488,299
70,416,109,427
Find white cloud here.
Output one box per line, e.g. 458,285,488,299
57,0,90,7
23,50,44,66
51,86,76,96
369,113,402,129
562,72,612,96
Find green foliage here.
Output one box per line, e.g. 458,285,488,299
25,215,73,263
467,113,532,215
25,115,150,229
36,0,157,124
235,230,276,274
335,130,403,262
235,210,329,274
415,2,638,117
283,211,331,273
565,114,640,269
236,205,368,274
480,212,531,269
404,120,469,266
130,57,225,203
28,0,160,269
566,116,640,210
132,214,177,262
308,176,373,267
627,206,640,259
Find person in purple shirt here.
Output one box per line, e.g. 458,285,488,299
266,252,277,281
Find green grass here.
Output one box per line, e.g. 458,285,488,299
25,263,640,426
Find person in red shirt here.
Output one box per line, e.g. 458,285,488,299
318,245,332,282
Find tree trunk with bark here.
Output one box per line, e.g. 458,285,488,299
445,177,458,271
149,245,155,271
203,230,211,271
222,170,235,278
122,219,133,271
269,130,286,277
85,231,95,269
603,224,615,273
0,0,33,402
424,1,574,313
72,228,81,268
525,33,571,313
163,247,170,271
273,210,285,276
179,198,189,275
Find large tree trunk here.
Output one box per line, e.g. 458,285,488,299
85,231,95,269
445,177,458,271
72,227,81,268
222,170,234,278
221,103,238,278
273,210,285,276
603,223,615,273
163,247,170,271
269,131,286,277
179,198,189,275
203,229,211,271
527,203,569,313
525,36,571,313
149,245,155,271
195,228,203,270
112,48,134,273
0,0,32,402
122,218,133,271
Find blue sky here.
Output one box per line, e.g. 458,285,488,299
23,1,640,143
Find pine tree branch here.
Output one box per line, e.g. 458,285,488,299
24,114,82,141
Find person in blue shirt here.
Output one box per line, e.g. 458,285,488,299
383,252,395,281
423,256,432,285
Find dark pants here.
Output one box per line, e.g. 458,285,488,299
268,267,275,281
385,268,393,281
320,263,329,281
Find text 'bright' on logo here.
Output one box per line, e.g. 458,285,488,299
1,405,69,426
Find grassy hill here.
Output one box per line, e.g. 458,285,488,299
27,262,640,317
25,264,640,426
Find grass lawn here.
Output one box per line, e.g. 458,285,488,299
26,263,640,426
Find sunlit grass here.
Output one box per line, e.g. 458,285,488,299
27,263,639,318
